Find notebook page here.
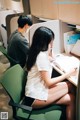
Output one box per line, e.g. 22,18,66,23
53,54,79,73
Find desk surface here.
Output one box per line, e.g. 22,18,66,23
52,53,80,87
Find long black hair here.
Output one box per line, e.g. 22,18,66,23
27,26,54,71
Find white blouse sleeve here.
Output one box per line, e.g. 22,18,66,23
36,52,50,71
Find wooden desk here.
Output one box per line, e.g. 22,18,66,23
52,53,79,87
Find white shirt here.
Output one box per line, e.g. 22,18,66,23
25,51,52,100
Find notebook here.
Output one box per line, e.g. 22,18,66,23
53,54,79,73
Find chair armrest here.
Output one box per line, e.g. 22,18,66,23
9,100,32,111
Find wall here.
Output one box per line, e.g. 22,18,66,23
30,0,80,25
0,0,23,12
58,0,80,25
30,0,58,19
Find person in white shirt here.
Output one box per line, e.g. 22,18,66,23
25,26,76,120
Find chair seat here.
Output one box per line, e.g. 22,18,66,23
17,104,65,120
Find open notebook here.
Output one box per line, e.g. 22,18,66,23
53,54,79,72
53,54,79,83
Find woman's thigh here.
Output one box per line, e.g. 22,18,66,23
32,82,71,108
48,82,69,103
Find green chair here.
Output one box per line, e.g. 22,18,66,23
0,46,18,67
0,64,66,120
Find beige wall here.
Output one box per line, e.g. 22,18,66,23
58,0,80,25
11,0,23,12
0,0,23,12
30,0,58,19
41,0,58,19
30,0,80,25
30,0,42,17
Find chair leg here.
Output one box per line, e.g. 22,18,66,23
60,106,66,120
12,106,18,119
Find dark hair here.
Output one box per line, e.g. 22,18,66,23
27,26,54,71
17,15,33,28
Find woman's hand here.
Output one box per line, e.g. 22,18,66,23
68,67,78,77
48,56,53,62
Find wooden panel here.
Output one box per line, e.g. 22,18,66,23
29,0,42,17
2,0,12,9
5,0,23,11
42,0,58,19
75,4,80,25
30,0,58,19
30,0,80,25
59,0,80,25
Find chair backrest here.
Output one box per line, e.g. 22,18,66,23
0,46,18,66
0,64,27,103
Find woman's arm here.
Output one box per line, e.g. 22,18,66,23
40,68,77,87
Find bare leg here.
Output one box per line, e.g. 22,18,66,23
55,93,75,120
32,82,76,120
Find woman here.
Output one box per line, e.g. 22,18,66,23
25,26,76,120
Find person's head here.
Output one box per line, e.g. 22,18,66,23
27,26,55,71
17,15,33,31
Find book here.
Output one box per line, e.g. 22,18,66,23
70,40,80,57
64,31,80,54
64,31,74,54
53,54,79,73
76,25,80,31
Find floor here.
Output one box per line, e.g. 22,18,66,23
0,51,14,120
